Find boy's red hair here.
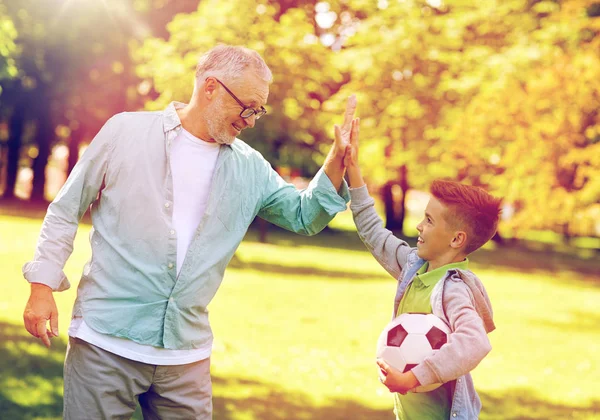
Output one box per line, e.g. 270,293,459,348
430,180,503,255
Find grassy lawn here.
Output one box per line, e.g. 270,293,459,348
0,210,599,419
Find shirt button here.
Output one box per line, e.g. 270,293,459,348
457,378,461,383
169,297,174,303
170,229,175,235
164,202,171,208
167,262,174,269
452,413,457,417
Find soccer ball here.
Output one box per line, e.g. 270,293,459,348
376,313,451,393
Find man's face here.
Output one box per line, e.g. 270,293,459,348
415,197,457,261
206,72,269,145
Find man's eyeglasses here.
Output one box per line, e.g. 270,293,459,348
209,77,267,120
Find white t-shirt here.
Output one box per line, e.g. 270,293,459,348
69,128,221,365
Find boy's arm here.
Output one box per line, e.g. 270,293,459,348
411,280,492,386
346,119,412,279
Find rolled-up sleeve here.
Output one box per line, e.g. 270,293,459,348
22,116,115,291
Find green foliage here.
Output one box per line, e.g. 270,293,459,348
334,0,600,236
438,0,600,236
2,0,597,233
135,0,600,236
0,5,18,83
0,0,140,164
0,0,196,148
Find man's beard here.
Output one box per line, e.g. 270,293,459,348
206,96,236,145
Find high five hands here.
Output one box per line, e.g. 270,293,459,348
334,95,363,188
333,94,358,157
323,95,358,191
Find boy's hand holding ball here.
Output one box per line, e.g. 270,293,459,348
377,358,420,395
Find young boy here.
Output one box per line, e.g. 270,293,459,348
340,119,501,420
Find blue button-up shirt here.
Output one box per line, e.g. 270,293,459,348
23,102,349,349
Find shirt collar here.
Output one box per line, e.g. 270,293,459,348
415,258,470,288
162,101,234,149
163,101,187,133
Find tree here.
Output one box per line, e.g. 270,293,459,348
0,0,197,201
0,4,17,81
0,4,19,198
444,0,600,237
327,0,518,231
0,0,127,201
327,0,599,238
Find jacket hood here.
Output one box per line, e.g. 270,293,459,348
448,268,496,333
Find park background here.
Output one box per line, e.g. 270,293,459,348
0,0,599,419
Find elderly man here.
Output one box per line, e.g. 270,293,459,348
23,45,357,419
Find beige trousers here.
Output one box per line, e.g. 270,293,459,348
63,337,212,420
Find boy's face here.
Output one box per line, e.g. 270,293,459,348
415,197,458,261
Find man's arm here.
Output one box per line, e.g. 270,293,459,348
22,116,115,347
256,96,357,235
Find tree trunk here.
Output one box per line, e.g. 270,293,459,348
258,218,269,243
30,108,53,203
382,183,395,229
67,125,84,176
382,165,409,233
491,231,503,244
3,101,26,200
561,222,572,244
382,182,402,231
397,164,409,233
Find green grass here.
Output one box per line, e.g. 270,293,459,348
1,211,599,419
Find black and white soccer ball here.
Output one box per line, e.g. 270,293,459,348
376,313,451,393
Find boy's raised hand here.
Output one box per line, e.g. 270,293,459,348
333,95,357,154
342,118,360,168
339,118,364,188
377,358,420,395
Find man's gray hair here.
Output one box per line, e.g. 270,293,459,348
195,45,272,89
